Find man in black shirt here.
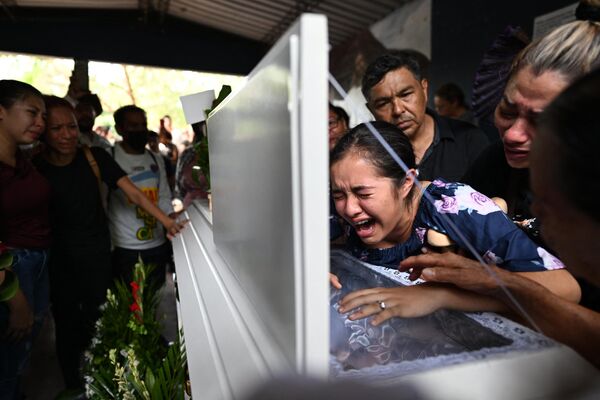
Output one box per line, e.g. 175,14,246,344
362,53,488,181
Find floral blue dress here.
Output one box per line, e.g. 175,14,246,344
345,179,563,272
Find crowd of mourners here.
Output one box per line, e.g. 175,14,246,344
1,3,600,400
0,80,193,397
327,17,600,374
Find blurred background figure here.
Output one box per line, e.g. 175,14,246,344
328,103,350,242
74,95,111,152
147,130,160,153
434,82,477,125
174,122,209,209
148,130,176,189
328,103,350,150
158,115,178,191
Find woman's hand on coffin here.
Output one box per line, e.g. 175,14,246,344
330,273,342,289
337,284,447,325
399,252,506,296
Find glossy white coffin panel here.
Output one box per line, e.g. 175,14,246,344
173,13,329,399
209,13,329,373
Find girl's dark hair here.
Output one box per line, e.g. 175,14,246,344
330,121,416,190
0,80,43,109
538,67,600,222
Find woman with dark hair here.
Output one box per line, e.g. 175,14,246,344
34,97,185,393
328,103,350,150
330,121,579,325
0,80,50,399
463,20,600,239
401,68,600,367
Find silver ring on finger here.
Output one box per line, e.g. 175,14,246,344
377,300,386,311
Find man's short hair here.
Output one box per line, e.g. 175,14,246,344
361,53,422,101
114,104,146,126
78,93,103,115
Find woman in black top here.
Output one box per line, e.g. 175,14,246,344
34,96,185,392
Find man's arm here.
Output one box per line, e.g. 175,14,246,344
401,252,600,368
116,176,185,239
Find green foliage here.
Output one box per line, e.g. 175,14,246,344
0,270,19,302
193,85,233,190
84,259,187,399
0,245,18,302
0,252,13,270
0,52,244,135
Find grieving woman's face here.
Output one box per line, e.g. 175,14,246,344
0,95,45,145
494,66,568,169
331,152,408,249
44,106,79,156
530,132,600,285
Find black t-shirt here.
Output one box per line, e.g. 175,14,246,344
418,111,489,182
34,147,127,248
462,140,533,220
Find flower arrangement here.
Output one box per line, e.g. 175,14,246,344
0,242,18,302
84,258,187,399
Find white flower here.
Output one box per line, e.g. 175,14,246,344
537,247,564,270
483,250,504,265
453,185,499,216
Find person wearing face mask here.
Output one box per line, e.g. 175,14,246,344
109,105,178,288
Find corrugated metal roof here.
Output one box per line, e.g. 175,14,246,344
11,0,410,45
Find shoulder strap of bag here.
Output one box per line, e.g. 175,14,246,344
82,145,102,188
146,150,160,192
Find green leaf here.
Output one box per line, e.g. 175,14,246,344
0,270,19,302
0,253,13,270
145,367,156,393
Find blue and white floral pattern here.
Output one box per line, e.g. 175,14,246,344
346,179,564,272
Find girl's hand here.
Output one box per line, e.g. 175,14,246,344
338,284,447,326
330,273,342,289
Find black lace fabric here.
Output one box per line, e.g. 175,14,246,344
330,251,513,371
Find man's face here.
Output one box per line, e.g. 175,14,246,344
74,102,96,132
118,110,148,151
494,66,568,169
367,67,428,138
119,111,147,133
